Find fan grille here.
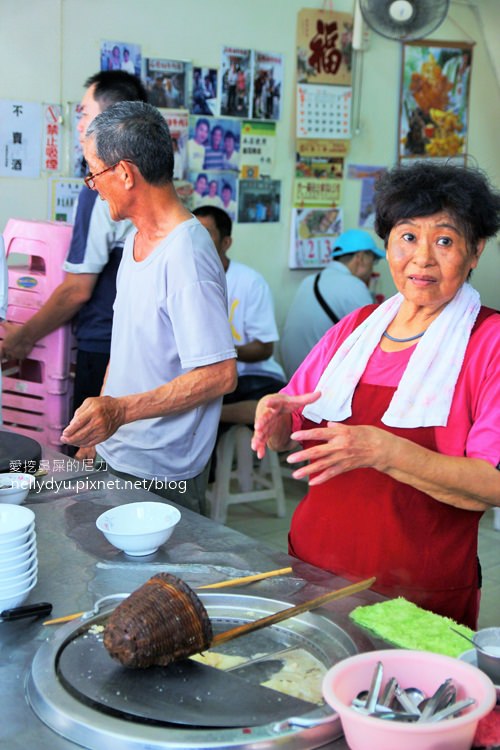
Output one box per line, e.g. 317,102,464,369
360,0,450,41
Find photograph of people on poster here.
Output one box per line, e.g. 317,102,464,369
190,66,218,116
143,58,189,109
399,41,472,162
220,46,252,118
187,116,240,174
100,41,142,76
251,51,283,121
188,171,238,221
161,110,189,180
237,179,281,223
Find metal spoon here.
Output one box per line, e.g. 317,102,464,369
427,697,476,723
379,677,398,707
417,679,455,722
365,661,384,714
394,684,422,715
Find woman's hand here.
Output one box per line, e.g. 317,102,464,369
251,391,321,459
287,421,386,484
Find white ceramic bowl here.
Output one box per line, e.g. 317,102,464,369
0,568,37,595
0,526,36,552
0,473,36,505
0,504,35,540
0,577,37,612
0,534,36,562
0,559,37,588
96,501,181,556
0,548,37,581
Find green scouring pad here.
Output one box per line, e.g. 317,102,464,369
350,597,475,657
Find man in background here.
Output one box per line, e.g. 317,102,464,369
280,229,385,378
1,71,148,434
193,205,285,427
61,102,236,514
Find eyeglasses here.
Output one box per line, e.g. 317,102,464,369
84,159,134,189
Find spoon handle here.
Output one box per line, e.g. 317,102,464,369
427,698,476,723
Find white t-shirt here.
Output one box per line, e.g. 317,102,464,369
98,218,236,481
187,140,206,172
226,259,285,382
280,261,373,379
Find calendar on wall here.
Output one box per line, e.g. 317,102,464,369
296,83,352,139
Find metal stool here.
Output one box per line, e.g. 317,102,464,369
207,424,286,524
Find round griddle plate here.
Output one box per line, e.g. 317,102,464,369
56,628,313,728
0,430,41,473
29,593,358,750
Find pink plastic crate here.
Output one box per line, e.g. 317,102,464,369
2,363,73,396
1,416,69,450
2,386,73,421
3,218,72,309
2,386,73,450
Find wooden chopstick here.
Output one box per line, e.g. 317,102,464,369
43,610,86,626
211,576,376,648
197,566,292,589
42,566,293,625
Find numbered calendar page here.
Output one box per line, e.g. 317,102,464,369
296,83,352,139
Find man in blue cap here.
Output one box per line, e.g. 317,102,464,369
280,229,385,378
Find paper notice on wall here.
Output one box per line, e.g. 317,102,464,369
0,100,42,177
293,177,342,207
289,206,343,269
43,104,63,172
297,138,350,158
240,120,276,177
47,177,83,222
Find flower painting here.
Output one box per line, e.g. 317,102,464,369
399,41,472,163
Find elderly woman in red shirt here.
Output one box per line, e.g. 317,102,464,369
252,161,500,628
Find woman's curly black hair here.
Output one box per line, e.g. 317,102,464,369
374,162,500,251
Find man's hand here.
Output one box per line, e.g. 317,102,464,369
61,396,126,448
1,322,34,359
74,446,97,462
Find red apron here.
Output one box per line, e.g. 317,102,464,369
288,310,494,629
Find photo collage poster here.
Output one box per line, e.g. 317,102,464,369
10,36,281,228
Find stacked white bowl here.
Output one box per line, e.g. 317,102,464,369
0,505,37,612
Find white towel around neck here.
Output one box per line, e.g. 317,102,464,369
302,282,481,428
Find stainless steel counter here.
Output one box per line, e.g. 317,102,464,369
0,462,383,750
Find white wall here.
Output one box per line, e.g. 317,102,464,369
0,0,499,326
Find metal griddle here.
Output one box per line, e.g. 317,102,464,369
0,430,41,473
57,630,313,727
28,592,358,750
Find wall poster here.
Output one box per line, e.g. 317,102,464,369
399,41,472,163
296,8,353,86
289,207,343,269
